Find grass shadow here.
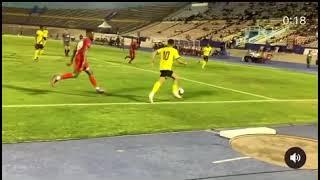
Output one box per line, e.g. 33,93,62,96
3,84,98,97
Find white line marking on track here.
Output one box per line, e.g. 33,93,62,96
101,60,275,100
212,156,251,164
2,99,317,108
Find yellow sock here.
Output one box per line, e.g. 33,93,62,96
151,81,161,94
172,82,179,93
202,61,207,69
34,50,40,60
41,42,46,55
37,49,41,58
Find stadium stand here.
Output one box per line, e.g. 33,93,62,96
304,40,318,48
164,3,208,21
2,24,86,39
2,3,187,33
269,18,318,47
3,2,318,49
126,21,179,38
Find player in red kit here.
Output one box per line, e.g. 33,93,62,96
51,31,105,94
124,38,139,64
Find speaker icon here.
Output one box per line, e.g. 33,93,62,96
290,153,301,163
285,147,306,169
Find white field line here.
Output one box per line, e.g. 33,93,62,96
212,156,251,164
101,60,275,100
2,99,317,108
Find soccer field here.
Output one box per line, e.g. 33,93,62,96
2,35,318,143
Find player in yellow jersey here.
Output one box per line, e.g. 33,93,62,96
40,27,49,55
149,39,187,104
201,43,213,69
33,26,44,61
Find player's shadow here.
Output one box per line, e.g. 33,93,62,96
83,91,146,102
183,90,217,99
83,85,149,101
3,84,98,97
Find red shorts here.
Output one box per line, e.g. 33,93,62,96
74,54,89,73
129,49,136,58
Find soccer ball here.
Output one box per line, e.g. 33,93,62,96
178,87,184,96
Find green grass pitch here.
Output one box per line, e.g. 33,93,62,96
2,35,318,143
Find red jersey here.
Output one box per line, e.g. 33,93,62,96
130,41,138,51
76,38,92,56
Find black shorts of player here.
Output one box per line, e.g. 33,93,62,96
160,70,175,79
203,55,209,61
35,44,44,49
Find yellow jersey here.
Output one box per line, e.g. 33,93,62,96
43,29,49,38
36,30,44,44
202,46,212,56
156,46,181,70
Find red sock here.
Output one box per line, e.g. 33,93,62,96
61,73,73,79
89,75,97,88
